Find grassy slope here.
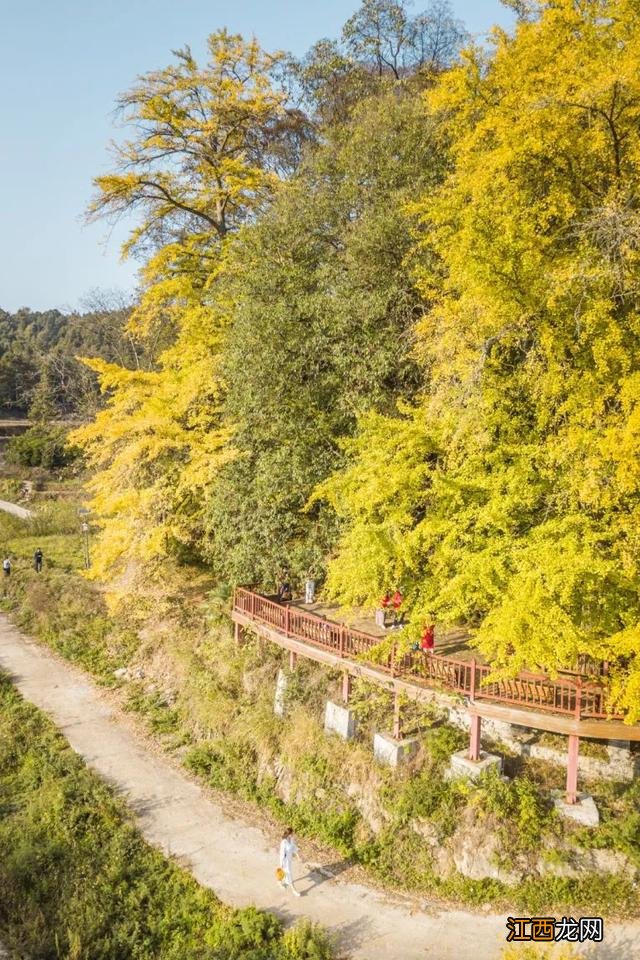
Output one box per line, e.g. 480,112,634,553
0,672,332,960
0,501,638,920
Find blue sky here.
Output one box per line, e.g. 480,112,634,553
0,0,513,313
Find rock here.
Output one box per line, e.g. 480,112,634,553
132,667,146,680
539,846,636,881
452,827,523,885
346,779,387,834
448,807,524,885
113,667,128,680
411,818,441,846
272,758,295,805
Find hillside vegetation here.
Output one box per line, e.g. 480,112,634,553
1,503,638,918
59,0,640,720
0,669,333,959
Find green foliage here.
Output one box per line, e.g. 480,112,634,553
476,772,551,853
206,86,439,587
0,673,334,959
281,920,334,960
577,778,640,867
6,425,80,469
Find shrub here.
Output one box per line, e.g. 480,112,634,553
6,425,80,469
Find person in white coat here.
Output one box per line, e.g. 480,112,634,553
278,826,302,896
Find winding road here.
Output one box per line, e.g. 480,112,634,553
0,499,32,520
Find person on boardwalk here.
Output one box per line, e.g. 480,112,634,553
278,826,302,896
277,570,292,603
420,623,435,653
391,588,404,628
3,556,11,578
33,548,43,573
379,590,391,627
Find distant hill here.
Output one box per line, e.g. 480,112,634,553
0,301,144,419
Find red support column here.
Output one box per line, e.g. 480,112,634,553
342,672,351,704
289,650,297,672
392,691,401,739
469,713,481,762
566,734,579,805
469,658,477,700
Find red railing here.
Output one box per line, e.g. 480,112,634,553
233,588,621,721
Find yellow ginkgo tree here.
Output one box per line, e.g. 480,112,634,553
72,31,308,596
317,0,640,720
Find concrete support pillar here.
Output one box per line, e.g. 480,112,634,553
469,713,481,762
374,732,418,767
324,701,357,740
288,650,297,672
392,691,401,739
342,672,351,704
234,621,240,646
274,669,288,718
566,734,579,805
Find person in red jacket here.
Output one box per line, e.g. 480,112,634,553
420,623,435,653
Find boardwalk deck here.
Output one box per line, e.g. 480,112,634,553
232,588,640,742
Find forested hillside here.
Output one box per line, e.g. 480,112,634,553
68,0,640,720
0,298,148,418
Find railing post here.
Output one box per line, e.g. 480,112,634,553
339,624,345,658
285,604,290,637
469,658,476,702
250,591,256,619
574,678,582,721
390,641,396,677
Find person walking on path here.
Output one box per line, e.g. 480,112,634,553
2,557,11,579
33,548,43,573
278,827,302,897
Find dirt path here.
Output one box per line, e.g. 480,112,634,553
0,618,637,959
0,499,32,520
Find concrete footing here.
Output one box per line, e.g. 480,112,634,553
553,793,600,827
324,700,357,740
373,732,418,767
447,749,502,782
274,669,288,718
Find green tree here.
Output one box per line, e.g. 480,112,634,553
206,85,444,587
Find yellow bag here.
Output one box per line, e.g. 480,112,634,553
275,867,285,882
